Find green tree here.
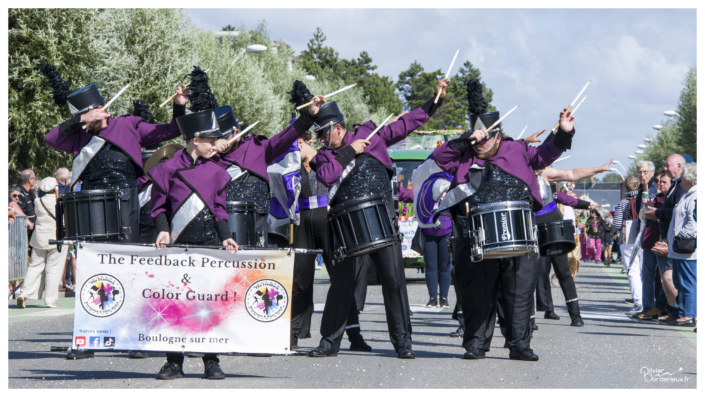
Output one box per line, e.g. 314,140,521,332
676,67,696,161
222,24,236,31
601,173,623,183
8,8,102,180
299,27,340,81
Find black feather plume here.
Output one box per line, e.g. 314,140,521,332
466,78,488,115
40,64,70,107
288,80,314,108
132,99,152,122
186,66,218,112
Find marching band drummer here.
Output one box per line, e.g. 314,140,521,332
431,78,575,361
42,67,189,360
148,109,238,380
210,80,325,247
307,78,449,360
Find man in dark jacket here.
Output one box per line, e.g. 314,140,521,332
17,169,37,240
645,154,687,239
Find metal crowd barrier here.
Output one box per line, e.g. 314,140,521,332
9,215,28,298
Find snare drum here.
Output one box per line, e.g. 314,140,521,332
57,189,123,241
328,193,400,261
226,201,259,247
537,220,576,256
466,201,538,262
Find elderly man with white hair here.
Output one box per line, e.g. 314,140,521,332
55,167,71,195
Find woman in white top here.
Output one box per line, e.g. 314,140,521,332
16,177,63,308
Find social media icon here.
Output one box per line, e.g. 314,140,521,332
103,337,115,347
74,336,86,347
89,336,101,347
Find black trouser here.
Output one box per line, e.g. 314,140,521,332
535,254,578,312
318,242,412,352
451,266,465,327
139,224,158,245
166,234,220,365
455,245,538,351
120,188,140,243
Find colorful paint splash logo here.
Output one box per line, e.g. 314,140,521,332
80,274,125,318
244,279,289,322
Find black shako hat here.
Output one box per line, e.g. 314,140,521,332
312,101,344,139
176,110,224,140
214,105,238,137
67,83,105,116
466,78,501,136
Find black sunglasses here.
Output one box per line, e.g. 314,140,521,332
11,194,20,198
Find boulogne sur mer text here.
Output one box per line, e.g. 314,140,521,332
96,254,275,270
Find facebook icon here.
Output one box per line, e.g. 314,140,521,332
89,336,101,348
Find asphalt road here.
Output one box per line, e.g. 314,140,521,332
8,260,697,388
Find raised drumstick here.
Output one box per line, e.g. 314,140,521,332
82,82,131,129
551,80,590,132
296,83,357,110
435,48,460,104
469,104,520,145
364,113,395,142
159,68,211,108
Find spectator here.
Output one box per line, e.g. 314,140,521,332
645,154,687,239
55,167,71,195
602,216,614,266
16,177,64,309
16,170,37,236
614,176,642,312
665,163,697,327
634,170,671,319
585,209,605,263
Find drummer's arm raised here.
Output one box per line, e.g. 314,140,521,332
136,116,182,148
376,107,431,147
526,128,574,170
310,148,355,188
431,141,464,176
45,120,86,154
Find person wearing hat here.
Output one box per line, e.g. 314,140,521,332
307,77,449,360
42,65,189,246
16,178,63,309
430,78,576,361
211,82,326,247
148,109,238,380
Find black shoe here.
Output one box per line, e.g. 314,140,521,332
571,316,585,327
449,326,465,338
659,315,677,324
204,360,225,380
532,323,539,331
129,351,149,359
187,352,204,358
625,298,634,304
425,297,438,308
669,318,696,327
397,347,416,359
66,350,94,360
439,298,450,309
291,343,299,351
349,336,372,352
156,362,185,380
566,300,584,327
509,348,539,361
409,310,414,316
463,347,486,360
308,346,338,357
544,311,560,320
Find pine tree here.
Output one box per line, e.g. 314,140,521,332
676,67,696,161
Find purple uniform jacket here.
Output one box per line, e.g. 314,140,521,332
149,148,231,224
433,136,566,212
555,190,579,207
398,185,414,203
136,175,151,193
45,115,181,181
218,123,307,182
311,107,431,187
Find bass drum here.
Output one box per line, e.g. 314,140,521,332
226,201,258,247
537,220,576,256
57,189,123,241
328,192,400,261
466,201,538,262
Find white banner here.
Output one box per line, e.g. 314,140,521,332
398,219,421,258
72,243,294,355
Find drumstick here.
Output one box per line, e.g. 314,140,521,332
82,83,131,129
208,122,260,158
553,95,586,133
551,80,590,132
516,125,528,140
469,105,520,145
552,155,571,163
159,68,211,108
465,202,469,214
296,83,358,110
435,48,460,104
364,113,395,142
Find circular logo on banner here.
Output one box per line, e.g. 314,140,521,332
245,279,289,322
80,274,125,318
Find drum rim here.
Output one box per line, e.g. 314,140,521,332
343,236,398,257
469,200,532,214
58,189,122,199
329,192,388,213
226,201,258,210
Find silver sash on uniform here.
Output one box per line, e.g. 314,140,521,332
138,184,153,209
537,174,553,206
327,159,356,201
225,164,244,181
436,164,483,213
170,193,206,243
267,149,302,228
71,136,106,188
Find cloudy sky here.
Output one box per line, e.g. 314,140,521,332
186,8,696,174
